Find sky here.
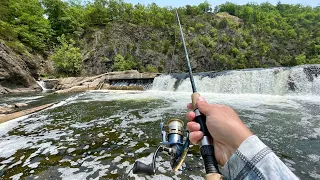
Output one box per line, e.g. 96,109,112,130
123,0,320,7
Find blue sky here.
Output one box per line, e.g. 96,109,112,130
123,0,320,7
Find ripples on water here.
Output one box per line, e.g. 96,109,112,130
0,91,320,179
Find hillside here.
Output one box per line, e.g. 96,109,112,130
0,0,319,79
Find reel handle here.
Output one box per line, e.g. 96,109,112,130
191,92,223,180
132,161,154,175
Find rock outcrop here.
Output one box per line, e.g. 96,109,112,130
0,42,41,94
53,70,159,93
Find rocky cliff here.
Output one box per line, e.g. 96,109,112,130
0,42,41,94
82,23,169,75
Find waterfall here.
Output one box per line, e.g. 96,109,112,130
36,81,49,91
109,79,153,90
151,65,320,95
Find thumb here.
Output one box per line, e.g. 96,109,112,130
196,100,214,116
196,96,206,102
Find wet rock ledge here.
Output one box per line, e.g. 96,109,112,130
44,70,160,94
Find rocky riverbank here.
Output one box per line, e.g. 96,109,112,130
0,40,159,96
0,70,158,122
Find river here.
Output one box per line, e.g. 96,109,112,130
0,66,320,179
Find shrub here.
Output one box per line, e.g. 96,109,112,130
50,35,83,76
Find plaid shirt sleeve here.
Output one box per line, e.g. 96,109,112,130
220,135,299,180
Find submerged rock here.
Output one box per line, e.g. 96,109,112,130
14,103,28,108
0,106,13,114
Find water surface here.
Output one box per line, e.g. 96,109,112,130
0,90,319,179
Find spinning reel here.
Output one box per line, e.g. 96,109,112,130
132,118,190,175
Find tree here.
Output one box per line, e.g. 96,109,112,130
50,35,83,76
42,0,83,41
216,2,237,15
198,0,212,13
7,0,51,51
295,54,306,65
113,54,135,71
0,0,10,22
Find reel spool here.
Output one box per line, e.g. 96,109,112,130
132,118,190,175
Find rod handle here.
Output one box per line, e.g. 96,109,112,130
200,145,219,174
191,92,201,110
191,92,222,177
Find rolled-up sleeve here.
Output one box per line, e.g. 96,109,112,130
220,135,299,180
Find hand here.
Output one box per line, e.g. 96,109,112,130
186,96,253,165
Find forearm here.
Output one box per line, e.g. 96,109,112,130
221,135,299,180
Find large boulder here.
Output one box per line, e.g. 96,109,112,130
0,42,40,93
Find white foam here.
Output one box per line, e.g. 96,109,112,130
59,167,83,180
310,171,320,179
67,148,76,153
21,122,44,133
97,133,104,137
70,122,94,129
28,162,40,168
8,160,22,169
307,154,320,162
0,115,30,137
135,147,148,153
10,173,23,180
0,137,32,158
112,156,122,163
1,157,15,164
117,161,130,169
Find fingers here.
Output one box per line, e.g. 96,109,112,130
187,96,206,110
187,103,193,110
186,121,200,132
189,131,204,145
186,111,196,121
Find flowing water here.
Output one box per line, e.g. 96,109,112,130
0,66,320,180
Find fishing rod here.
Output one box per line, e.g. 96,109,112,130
175,10,222,180
132,10,222,180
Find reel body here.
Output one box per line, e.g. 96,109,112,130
133,118,190,175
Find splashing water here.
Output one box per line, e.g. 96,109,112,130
152,66,320,95
36,81,49,91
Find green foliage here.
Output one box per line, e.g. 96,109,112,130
186,5,201,16
295,54,306,65
198,0,212,13
0,21,17,41
112,54,136,71
1,0,320,75
146,65,158,73
188,27,195,32
6,40,28,54
218,18,228,29
50,35,83,76
216,2,238,15
0,0,10,22
1,0,51,51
